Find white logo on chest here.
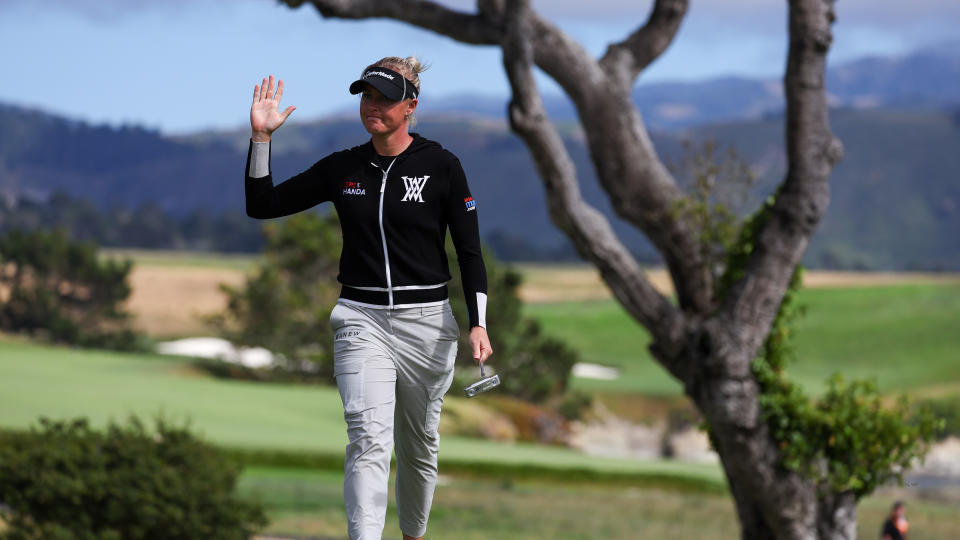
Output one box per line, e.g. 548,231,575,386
401,175,430,203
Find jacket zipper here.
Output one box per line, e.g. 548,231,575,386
376,157,398,308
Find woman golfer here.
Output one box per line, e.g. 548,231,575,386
244,56,492,540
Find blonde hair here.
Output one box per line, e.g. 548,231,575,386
363,56,428,126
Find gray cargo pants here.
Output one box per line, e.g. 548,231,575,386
329,300,459,540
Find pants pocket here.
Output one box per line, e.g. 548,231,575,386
336,370,365,415
420,304,460,342
329,302,346,331
443,306,460,341
336,359,397,415
331,303,395,414
333,319,396,415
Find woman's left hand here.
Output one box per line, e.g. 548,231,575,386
469,326,493,365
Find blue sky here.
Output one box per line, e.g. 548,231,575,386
1,0,956,134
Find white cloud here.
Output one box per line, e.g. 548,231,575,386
0,0,254,21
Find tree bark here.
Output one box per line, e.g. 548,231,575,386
817,491,858,540
280,0,852,537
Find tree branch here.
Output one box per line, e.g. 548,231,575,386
721,0,843,365
515,5,709,315
501,0,685,368
282,0,503,44
513,7,710,315
599,0,689,90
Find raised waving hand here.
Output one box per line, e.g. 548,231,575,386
250,75,295,142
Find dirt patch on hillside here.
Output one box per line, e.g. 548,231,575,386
121,262,960,335
801,271,960,288
125,266,243,338
518,267,674,303
518,266,960,304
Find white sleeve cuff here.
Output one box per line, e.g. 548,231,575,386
249,140,270,178
476,292,487,328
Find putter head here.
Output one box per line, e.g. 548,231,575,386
464,374,500,398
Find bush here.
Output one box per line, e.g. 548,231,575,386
207,212,341,381
0,417,267,539
0,229,141,350
916,395,960,440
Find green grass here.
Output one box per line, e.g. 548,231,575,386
525,299,680,394
238,466,960,540
240,468,739,540
4,279,960,538
0,339,347,453
525,283,960,396
0,338,721,486
786,284,960,394
3,282,955,475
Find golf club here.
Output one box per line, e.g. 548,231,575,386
463,363,500,398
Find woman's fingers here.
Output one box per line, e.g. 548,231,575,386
266,75,275,100
253,75,287,106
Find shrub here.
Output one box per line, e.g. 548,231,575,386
206,212,341,382
0,417,266,539
915,395,960,440
0,229,141,350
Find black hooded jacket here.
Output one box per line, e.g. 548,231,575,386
245,133,488,328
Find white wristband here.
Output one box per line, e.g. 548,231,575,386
476,292,487,328
249,140,270,178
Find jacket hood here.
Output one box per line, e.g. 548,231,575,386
350,133,442,162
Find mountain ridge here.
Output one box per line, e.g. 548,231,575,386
2,43,959,270
418,41,960,130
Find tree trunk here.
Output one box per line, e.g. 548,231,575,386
674,323,857,540
817,492,858,540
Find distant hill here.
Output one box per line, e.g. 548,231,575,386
0,103,641,260
0,103,243,214
827,41,960,110
422,41,960,130
2,76,959,270
695,108,960,270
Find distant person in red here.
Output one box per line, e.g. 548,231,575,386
881,500,908,540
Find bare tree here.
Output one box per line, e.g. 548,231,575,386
280,0,850,537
